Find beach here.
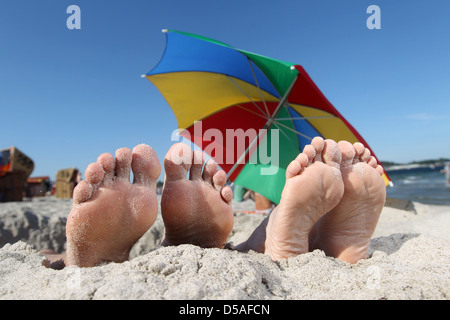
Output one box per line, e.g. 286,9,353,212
0,196,449,300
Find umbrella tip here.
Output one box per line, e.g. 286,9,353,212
161,29,168,33
140,74,147,78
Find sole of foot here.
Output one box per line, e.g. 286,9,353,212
264,137,345,261
65,144,160,267
161,143,234,249
309,141,386,263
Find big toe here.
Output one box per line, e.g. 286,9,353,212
132,144,161,186
337,141,356,167
164,143,193,181
318,139,342,169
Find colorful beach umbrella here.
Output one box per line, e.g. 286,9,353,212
144,30,391,204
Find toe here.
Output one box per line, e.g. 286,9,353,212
73,180,93,204
189,150,205,180
164,143,192,181
286,159,301,179
97,153,115,186
85,162,105,185
302,145,316,165
311,137,325,162
359,148,371,163
212,169,227,191
321,139,342,168
376,165,384,176
368,156,378,168
353,142,365,159
338,141,356,166
221,185,233,204
286,153,307,179
115,147,132,181
202,159,218,183
132,144,161,186
296,153,309,168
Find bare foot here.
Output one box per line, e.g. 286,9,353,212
161,143,234,249
262,137,344,261
65,144,160,267
309,141,386,264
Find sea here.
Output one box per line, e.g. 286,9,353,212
385,164,450,206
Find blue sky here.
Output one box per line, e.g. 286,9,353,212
2,0,449,181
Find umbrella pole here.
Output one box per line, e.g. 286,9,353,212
227,72,299,179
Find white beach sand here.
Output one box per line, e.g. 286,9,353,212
0,196,449,300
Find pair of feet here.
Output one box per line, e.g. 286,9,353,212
45,137,386,268
238,138,386,263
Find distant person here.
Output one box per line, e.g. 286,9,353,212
254,192,275,214
441,163,450,187
233,185,274,214
42,137,386,268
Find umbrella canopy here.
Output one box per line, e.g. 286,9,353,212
144,30,391,204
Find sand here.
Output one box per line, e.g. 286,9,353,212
1,196,449,300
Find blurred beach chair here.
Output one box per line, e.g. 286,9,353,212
55,168,80,199
0,146,34,202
